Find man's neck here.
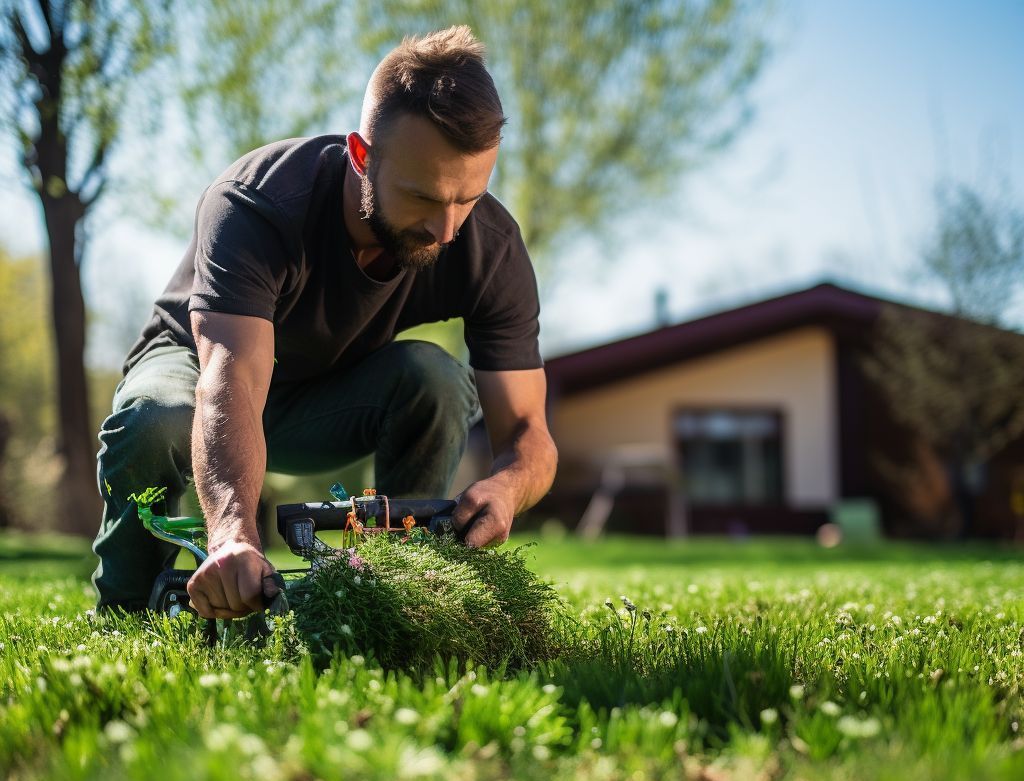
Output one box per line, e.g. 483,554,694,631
342,164,388,272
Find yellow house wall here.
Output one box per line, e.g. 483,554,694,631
551,327,838,508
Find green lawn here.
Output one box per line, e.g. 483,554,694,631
2,532,1023,780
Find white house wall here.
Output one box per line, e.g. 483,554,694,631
551,327,838,509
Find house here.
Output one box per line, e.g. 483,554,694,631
525,282,1024,539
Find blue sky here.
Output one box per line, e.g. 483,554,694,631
2,0,1022,365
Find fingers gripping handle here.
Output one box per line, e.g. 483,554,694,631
262,571,288,613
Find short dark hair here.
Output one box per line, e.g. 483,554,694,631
365,25,506,153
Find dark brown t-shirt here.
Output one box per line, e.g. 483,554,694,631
126,135,542,381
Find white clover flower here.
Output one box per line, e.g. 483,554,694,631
789,684,805,700
340,625,353,637
394,708,419,725
348,729,372,751
249,755,280,777
398,746,445,776
759,708,779,726
237,733,266,757
658,711,679,728
199,673,220,688
820,701,841,717
104,720,134,744
837,715,881,738
695,626,708,635
204,724,235,752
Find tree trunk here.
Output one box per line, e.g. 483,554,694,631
40,192,101,535
0,412,11,528
22,10,103,537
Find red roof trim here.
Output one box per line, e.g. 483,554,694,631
544,283,888,396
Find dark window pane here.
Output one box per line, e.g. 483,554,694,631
676,409,783,505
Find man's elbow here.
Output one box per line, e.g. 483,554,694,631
538,426,558,490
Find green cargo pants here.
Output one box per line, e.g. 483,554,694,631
92,333,480,611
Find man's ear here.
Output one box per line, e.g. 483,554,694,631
346,132,370,176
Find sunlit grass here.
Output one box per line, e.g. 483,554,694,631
2,533,1023,780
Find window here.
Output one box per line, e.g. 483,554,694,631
674,409,784,504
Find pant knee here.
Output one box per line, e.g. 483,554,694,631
391,341,479,424
98,395,195,488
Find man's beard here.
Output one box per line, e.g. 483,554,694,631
360,167,444,270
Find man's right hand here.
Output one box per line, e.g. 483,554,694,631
186,540,279,619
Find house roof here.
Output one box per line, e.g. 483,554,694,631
544,282,894,397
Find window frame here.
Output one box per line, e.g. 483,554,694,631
670,405,788,507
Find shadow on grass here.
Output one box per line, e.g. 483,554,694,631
547,622,797,741
0,530,94,580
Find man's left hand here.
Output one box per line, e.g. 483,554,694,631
452,474,517,547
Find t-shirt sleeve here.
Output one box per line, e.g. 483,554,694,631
188,181,291,321
464,230,543,371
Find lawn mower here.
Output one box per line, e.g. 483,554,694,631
131,483,459,644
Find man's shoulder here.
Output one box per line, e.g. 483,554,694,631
211,135,347,206
466,193,523,246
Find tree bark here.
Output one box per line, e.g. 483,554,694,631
23,6,103,534
39,191,101,534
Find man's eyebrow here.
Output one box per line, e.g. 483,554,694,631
403,186,488,205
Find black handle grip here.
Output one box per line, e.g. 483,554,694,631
277,498,457,537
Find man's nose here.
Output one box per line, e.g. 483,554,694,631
426,204,459,245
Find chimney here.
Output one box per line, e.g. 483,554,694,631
654,287,670,328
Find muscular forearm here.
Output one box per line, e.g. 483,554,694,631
488,421,558,515
192,364,267,551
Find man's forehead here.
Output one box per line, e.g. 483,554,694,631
375,123,497,199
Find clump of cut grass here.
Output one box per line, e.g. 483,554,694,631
287,535,565,670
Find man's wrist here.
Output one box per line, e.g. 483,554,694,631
207,519,262,553
484,467,528,514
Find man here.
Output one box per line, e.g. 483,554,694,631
92,26,557,618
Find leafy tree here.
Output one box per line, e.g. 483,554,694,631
863,181,1024,536
0,0,173,532
174,0,772,267
355,0,772,263
920,182,1024,327
174,0,358,167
